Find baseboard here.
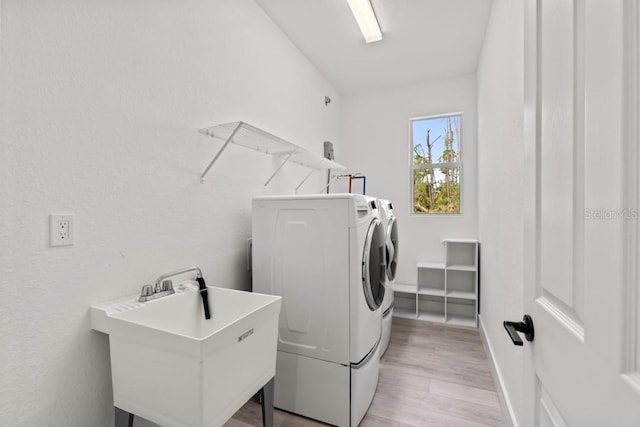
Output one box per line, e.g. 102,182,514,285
478,315,519,427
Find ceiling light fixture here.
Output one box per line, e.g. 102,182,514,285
346,0,382,43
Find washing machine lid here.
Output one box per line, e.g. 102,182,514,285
385,216,398,281
362,218,385,310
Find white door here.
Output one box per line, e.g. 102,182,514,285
521,0,640,425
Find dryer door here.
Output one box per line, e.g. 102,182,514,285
362,219,386,310
385,216,398,281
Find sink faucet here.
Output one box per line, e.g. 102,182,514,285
139,266,211,320
154,266,203,289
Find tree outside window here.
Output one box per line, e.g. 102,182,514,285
411,114,462,214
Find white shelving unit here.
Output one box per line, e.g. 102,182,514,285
394,239,479,328
198,121,345,187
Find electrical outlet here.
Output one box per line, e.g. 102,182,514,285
50,214,74,246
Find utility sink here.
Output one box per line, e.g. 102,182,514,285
90,282,281,427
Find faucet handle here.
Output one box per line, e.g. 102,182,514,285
161,280,173,292
140,285,154,298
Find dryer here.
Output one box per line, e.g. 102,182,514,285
252,194,385,427
378,199,398,357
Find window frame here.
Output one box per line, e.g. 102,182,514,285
409,112,464,216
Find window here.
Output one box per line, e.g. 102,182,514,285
411,114,462,214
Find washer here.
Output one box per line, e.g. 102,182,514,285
252,194,384,427
378,198,398,357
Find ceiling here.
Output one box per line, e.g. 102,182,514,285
254,0,493,95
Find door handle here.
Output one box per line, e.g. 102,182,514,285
503,315,534,346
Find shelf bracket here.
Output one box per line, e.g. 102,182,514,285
317,173,340,193
295,169,316,193
263,150,297,188
199,121,243,183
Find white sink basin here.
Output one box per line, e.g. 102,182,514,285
90,282,281,427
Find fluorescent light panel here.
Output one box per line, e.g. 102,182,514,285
346,0,382,43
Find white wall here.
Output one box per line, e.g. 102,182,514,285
341,75,477,284
0,1,341,425
476,0,525,425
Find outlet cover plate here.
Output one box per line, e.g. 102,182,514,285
50,214,74,246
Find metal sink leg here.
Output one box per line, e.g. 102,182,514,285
260,377,275,427
114,407,134,427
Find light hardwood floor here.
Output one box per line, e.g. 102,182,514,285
224,317,504,427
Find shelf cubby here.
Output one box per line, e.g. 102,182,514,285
446,269,476,298
393,286,418,319
445,297,477,327
417,263,445,296
445,240,477,269
418,295,445,323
